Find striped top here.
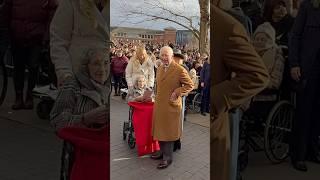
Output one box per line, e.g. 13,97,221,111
50,77,108,131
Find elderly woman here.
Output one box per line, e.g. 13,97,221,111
50,49,109,180
50,0,110,87
125,45,155,89
126,75,153,102
253,22,285,92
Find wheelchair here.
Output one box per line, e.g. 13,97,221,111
186,90,202,113
238,46,295,171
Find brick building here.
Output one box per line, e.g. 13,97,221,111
111,26,176,44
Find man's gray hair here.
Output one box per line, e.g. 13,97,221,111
159,46,173,56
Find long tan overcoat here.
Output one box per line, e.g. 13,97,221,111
211,5,269,180
152,61,194,141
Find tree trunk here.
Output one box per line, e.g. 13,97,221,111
199,0,209,54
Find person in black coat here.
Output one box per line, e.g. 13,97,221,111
289,0,320,172
200,58,210,116
263,0,295,46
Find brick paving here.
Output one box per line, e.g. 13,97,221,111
110,97,210,180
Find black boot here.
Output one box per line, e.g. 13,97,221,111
12,91,24,110
173,139,181,152
114,86,118,96
24,91,34,109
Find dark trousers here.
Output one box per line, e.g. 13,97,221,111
291,77,320,161
0,29,9,63
113,73,123,94
12,43,41,93
201,86,210,113
159,141,174,161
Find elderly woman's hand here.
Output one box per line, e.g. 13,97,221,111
82,106,108,126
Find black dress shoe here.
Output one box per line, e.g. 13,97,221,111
151,153,163,160
173,140,181,152
201,112,206,116
157,160,172,169
292,161,308,171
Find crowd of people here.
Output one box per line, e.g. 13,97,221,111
110,39,211,116
212,0,320,179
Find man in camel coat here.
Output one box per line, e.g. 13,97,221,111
211,0,269,179
151,46,194,169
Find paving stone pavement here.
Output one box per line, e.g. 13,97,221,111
110,97,210,180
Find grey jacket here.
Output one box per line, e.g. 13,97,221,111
50,0,110,80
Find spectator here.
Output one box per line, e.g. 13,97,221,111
9,0,58,110
289,0,320,172
263,0,295,45
253,22,285,91
125,45,155,89
111,50,128,96
200,58,210,116
50,0,110,88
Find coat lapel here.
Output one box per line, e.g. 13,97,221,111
160,62,176,82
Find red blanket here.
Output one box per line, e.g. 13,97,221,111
128,102,160,156
58,126,109,180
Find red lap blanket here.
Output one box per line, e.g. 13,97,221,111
128,102,160,156
58,126,109,180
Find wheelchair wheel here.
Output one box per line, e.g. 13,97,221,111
264,100,294,163
128,132,135,149
37,99,55,120
192,93,202,113
123,122,128,140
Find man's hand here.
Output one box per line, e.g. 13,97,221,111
170,92,178,101
201,82,205,88
291,67,301,82
82,106,108,126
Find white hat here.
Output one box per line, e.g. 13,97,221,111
253,22,276,44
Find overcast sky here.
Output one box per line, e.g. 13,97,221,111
110,0,200,30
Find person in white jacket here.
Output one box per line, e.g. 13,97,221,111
125,45,155,89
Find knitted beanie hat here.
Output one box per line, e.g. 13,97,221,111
253,22,276,44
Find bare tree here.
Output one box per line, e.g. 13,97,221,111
199,0,209,54
117,0,209,53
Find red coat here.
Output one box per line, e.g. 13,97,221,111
8,0,58,44
111,56,128,75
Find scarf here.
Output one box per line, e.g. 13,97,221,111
79,0,107,28
75,70,109,106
